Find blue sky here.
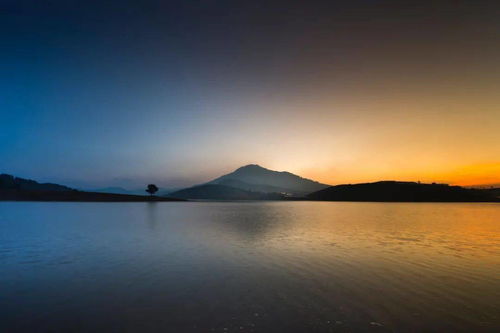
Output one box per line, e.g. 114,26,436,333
2,1,499,188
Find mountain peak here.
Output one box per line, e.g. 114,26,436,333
235,164,265,171
207,164,329,195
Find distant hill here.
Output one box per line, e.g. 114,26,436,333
90,187,138,195
480,187,500,199
168,164,329,200
0,189,185,202
0,174,73,191
158,187,183,196
0,174,184,202
307,181,500,202
90,186,182,196
207,164,329,196
169,184,284,200
90,187,153,195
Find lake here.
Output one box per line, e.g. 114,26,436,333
0,201,499,332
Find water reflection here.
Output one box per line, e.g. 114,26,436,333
204,202,293,241
0,201,498,332
146,201,158,230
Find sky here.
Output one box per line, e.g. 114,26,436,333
1,0,499,189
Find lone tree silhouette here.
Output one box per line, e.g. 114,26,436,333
146,184,159,196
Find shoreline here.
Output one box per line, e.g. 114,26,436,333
0,189,186,202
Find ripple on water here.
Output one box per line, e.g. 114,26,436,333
0,201,498,332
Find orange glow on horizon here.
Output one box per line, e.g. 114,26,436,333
294,162,500,187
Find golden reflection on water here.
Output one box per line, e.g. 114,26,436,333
255,202,499,260
1,201,499,332
190,201,500,330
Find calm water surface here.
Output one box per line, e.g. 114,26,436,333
0,201,499,332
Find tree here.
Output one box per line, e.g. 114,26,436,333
146,184,159,196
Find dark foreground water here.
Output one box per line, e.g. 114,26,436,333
0,202,499,332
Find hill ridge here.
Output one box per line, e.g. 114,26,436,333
307,181,499,202
207,164,329,195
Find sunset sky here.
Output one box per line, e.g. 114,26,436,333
1,0,499,189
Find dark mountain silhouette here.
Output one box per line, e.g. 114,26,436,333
158,187,183,196
91,186,181,196
90,187,142,195
0,190,185,202
213,178,293,194
3,173,497,203
0,174,184,202
0,174,72,191
207,164,329,196
169,164,328,200
169,184,284,200
307,181,500,202
478,187,500,199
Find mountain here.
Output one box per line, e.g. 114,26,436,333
90,187,139,195
169,184,284,200
483,187,500,198
90,186,181,196
158,187,183,196
207,164,329,196
0,174,73,191
0,174,184,202
0,189,185,202
169,164,329,200
307,181,500,202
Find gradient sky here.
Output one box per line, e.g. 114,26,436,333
1,0,499,189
